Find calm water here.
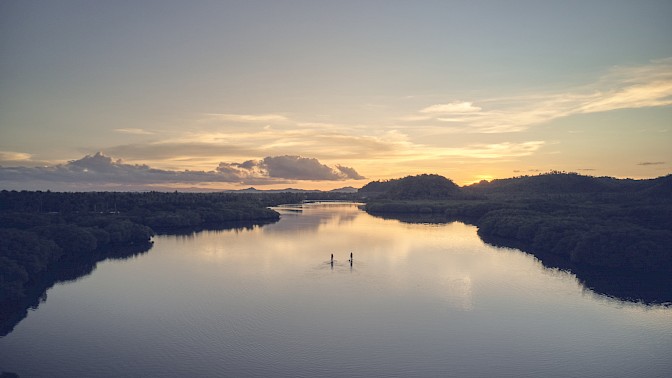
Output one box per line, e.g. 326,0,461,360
1,203,670,377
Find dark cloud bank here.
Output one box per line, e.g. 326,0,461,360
217,155,365,181
0,153,365,190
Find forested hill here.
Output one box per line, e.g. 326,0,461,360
362,173,672,290
361,171,672,198
359,174,461,199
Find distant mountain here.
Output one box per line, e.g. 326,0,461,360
359,174,461,199
222,187,361,194
222,187,322,194
329,186,359,193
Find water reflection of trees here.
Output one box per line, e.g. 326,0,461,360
0,221,275,338
154,220,275,237
0,243,151,337
268,203,362,235
371,213,672,306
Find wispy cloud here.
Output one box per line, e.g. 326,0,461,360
100,121,548,178
0,151,32,162
407,58,672,133
0,151,53,168
114,128,154,135
203,113,290,123
105,128,409,165
414,141,546,161
637,161,666,166
420,101,482,114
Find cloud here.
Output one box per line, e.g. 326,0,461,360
98,106,549,174
264,156,351,180
216,155,365,181
0,152,366,190
420,101,482,114
204,113,290,123
637,161,665,166
105,142,259,162
0,150,55,168
434,141,545,159
407,58,672,133
100,124,545,178
0,151,32,161
335,165,366,180
114,128,154,135
103,128,408,167
359,139,544,162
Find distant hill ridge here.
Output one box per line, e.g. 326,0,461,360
464,171,672,195
222,186,359,194
362,172,672,282
360,172,672,198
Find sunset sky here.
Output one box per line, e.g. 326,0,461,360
1,1,671,191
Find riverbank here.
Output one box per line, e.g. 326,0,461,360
365,193,672,304
365,194,672,272
0,190,289,334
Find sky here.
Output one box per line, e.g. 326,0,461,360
1,0,671,191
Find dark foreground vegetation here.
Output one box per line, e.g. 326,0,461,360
362,173,672,304
1,190,351,335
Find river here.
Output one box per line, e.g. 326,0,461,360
1,202,670,377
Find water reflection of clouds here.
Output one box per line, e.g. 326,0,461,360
193,224,482,316
334,219,484,311
160,203,672,313
266,203,362,235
